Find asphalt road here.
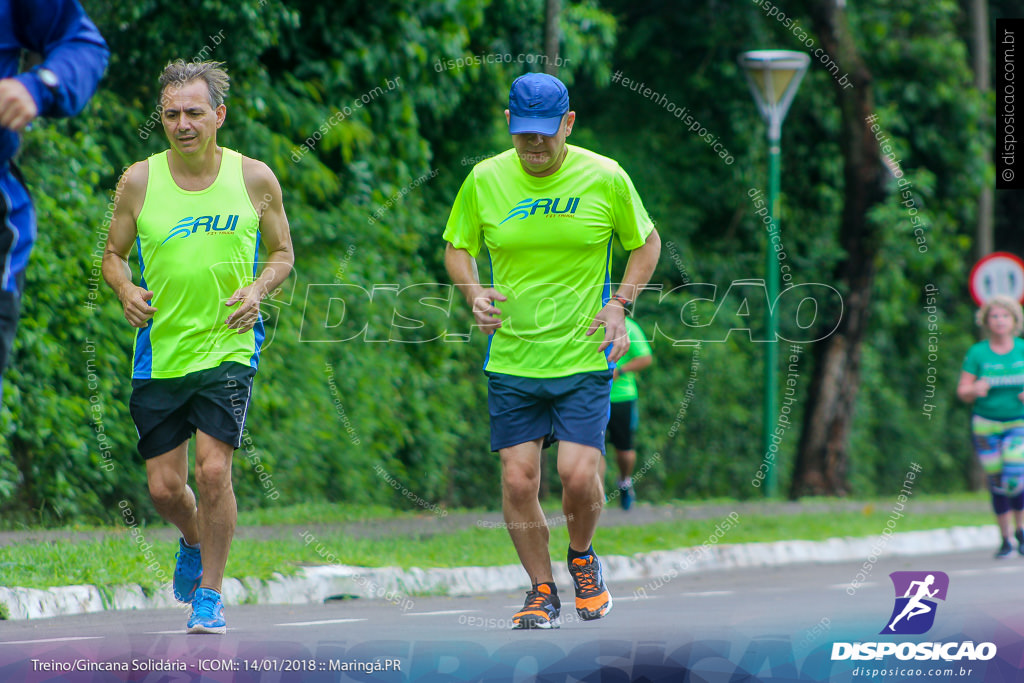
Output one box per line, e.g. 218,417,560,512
1,550,1021,682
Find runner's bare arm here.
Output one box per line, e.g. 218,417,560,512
589,228,661,362
103,161,157,328
226,159,294,332
444,242,506,335
615,227,661,304
956,370,989,402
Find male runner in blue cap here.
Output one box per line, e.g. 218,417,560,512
445,72,661,628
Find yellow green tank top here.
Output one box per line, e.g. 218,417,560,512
133,148,262,379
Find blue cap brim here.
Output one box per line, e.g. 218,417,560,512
508,114,563,136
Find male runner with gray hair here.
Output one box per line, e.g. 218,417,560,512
104,59,293,633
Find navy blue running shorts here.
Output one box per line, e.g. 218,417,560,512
487,370,613,453
130,362,256,459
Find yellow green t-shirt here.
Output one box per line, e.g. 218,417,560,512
133,149,262,379
444,145,654,378
609,317,653,402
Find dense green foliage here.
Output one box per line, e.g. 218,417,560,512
0,1,1013,524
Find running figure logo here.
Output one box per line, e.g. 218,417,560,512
880,571,949,635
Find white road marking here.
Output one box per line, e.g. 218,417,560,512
403,610,477,616
952,566,1024,577
277,618,367,627
0,636,104,645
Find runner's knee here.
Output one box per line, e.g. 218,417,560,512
559,467,599,499
148,477,184,507
502,467,540,502
194,457,232,490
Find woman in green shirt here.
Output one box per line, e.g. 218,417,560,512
957,295,1024,558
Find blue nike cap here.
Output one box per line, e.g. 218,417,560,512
508,73,569,136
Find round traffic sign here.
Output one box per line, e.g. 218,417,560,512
969,252,1024,306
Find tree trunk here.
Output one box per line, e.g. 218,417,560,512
970,0,994,259
544,0,561,77
967,0,992,491
789,1,888,498
10,436,37,514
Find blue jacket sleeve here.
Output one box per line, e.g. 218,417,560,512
12,0,109,119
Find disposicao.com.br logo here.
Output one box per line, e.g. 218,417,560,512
882,570,948,635
831,571,996,663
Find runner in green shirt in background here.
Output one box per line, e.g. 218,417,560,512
605,316,653,510
957,295,1024,558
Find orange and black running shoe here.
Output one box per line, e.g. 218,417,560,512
569,554,613,620
512,582,560,629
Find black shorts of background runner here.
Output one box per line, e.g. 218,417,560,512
606,400,638,451
487,369,613,453
129,361,256,459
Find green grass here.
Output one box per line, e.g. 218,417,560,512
0,502,426,532
0,499,995,592
236,501,444,526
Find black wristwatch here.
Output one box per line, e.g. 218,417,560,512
609,294,633,316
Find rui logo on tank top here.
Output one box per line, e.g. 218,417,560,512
161,214,241,244
499,197,580,224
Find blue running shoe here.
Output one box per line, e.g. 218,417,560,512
618,479,635,511
187,587,226,634
173,538,202,603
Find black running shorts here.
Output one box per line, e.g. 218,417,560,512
129,362,256,459
606,399,638,451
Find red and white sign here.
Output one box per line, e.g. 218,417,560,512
969,252,1024,306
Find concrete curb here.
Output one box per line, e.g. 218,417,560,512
0,525,996,620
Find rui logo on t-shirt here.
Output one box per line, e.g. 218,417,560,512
500,197,580,224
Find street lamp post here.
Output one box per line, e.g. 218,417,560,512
739,50,810,498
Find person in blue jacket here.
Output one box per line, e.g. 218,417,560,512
0,0,108,390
